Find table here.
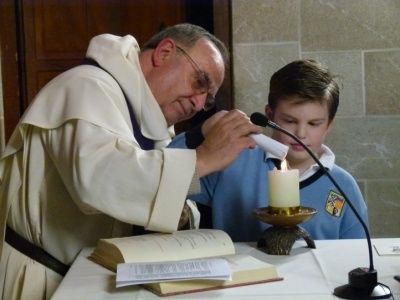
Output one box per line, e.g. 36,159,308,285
52,238,400,299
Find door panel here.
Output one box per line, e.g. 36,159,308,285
23,0,186,104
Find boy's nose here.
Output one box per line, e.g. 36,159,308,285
295,125,307,139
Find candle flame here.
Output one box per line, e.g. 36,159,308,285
281,159,289,171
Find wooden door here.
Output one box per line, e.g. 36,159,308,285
0,0,232,141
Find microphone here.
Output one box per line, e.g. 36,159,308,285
250,111,280,129
250,112,393,299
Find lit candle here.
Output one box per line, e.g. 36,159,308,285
268,162,300,208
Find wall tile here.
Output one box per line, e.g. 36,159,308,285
302,51,364,116
232,0,299,43
366,180,400,237
233,43,299,115
326,117,400,179
365,50,400,115
301,0,400,51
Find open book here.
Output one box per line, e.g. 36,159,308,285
89,229,281,296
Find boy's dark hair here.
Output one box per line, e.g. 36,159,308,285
142,23,229,67
268,59,339,121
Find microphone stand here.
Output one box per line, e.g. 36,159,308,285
250,112,393,299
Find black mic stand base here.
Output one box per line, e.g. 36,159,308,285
333,267,393,299
334,283,392,299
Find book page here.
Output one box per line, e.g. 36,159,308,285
114,229,235,263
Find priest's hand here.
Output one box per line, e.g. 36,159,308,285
196,109,261,177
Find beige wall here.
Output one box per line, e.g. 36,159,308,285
232,0,400,237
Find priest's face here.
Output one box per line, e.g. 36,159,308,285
149,38,225,126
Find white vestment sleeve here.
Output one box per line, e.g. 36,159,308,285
43,120,195,231
146,148,196,232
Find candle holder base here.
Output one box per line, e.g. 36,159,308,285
253,206,317,255
257,225,315,255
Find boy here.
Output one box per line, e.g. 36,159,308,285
169,59,368,242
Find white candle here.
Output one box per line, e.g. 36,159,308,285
268,168,300,208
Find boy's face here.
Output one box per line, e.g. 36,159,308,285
266,97,333,171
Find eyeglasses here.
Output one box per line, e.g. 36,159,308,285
176,45,215,111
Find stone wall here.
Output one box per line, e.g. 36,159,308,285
232,0,400,237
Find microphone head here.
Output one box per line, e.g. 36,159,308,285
250,112,268,127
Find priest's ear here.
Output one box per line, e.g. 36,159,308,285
151,38,176,67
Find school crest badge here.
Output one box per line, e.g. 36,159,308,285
325,190,345,217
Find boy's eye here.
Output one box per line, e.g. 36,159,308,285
283,119,296,124
309,121,323,127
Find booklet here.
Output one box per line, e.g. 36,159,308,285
373,239,400,256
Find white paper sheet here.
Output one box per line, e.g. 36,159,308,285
250,134,288,160
116,258,231,287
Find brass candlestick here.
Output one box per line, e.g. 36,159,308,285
253,206,317,255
